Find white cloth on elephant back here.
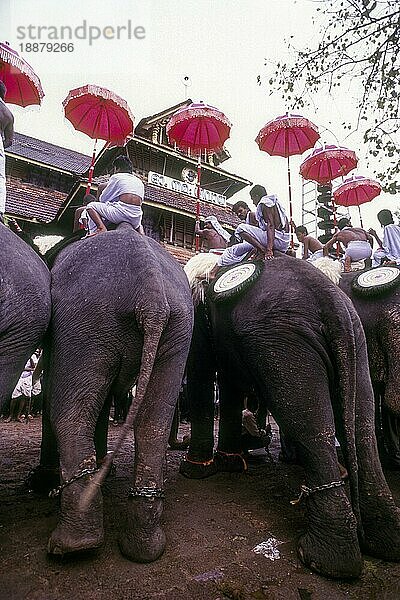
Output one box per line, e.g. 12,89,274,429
0,133,6,215
86,200,143,234
99,173,144,204
307,249,324,262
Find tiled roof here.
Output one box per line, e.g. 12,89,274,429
145,184,239,228
84,176,241,228
7,132,92,174
162,243,194,266
6,177,67,223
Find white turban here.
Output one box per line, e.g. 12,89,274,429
204,216,231,242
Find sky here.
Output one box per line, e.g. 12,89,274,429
1,0,398,232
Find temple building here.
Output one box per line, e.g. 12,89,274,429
5,99,251,263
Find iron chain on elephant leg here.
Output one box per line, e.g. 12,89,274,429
128,487,166,500
49,455,98,498
290,480,345,506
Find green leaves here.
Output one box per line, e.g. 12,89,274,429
259,0,400,193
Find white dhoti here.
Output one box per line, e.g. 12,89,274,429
217,223,290,266
307,249,324,262
372,248,387,267
0,135,6,215
12,373,32,399
372,224,400,266
86,200,143,234
345,240,372,261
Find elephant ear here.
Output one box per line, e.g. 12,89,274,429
351,265,400,297
207,260,264,303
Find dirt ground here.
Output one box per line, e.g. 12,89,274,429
0,418,399,600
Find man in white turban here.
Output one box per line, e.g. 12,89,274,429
195,215,230,252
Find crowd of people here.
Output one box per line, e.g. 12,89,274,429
195,184,400,273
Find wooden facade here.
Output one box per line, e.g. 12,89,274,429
4,101,251,259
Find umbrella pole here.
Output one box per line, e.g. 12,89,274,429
287,155,294,249
195,154,201,252
86,138,98,195
332,198,340,258
358,205,364,228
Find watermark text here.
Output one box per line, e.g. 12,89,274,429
16,20,146,46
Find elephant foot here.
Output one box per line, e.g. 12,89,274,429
214,451,247,473
26,465,59,495
297,490,362,579
360,498,400,561
47,480,104,556
297,531,362,579
48,525,104,556
179,456,218,479
119,498,165,563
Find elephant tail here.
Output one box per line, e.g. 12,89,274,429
80,304,170,509
325,294,362,537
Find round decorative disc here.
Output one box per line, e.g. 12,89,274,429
214,263,257,293
355,266,399,289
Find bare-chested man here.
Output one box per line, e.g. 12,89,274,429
0,81,14,221
195,216,230,251
294,224,324,261
231,200,258,226
323,217,373,272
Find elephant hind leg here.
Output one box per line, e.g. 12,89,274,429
119,354,186,563
47,370,111,555
47,450,105,557
48,475,104,556
254,355,362,579
296,491,361,579
353,350,400,561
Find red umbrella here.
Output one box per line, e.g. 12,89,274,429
300,145,358,185
167,101,231,250
63,84,134,192
0,42,44,106
301,146,358,257
167,101,231,153
333,175,382,228
256,114,320,247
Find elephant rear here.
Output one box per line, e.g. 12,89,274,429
0,225,51,411
45,229,193,561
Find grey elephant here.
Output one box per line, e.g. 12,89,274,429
0,224,51,412
40,227,193,562
180,253,400,579
339,271,400,468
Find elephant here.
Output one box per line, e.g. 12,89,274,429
309,258,399,469
0,223,51,413
339,271,400,468
39,226,193,563
180,252,400,579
